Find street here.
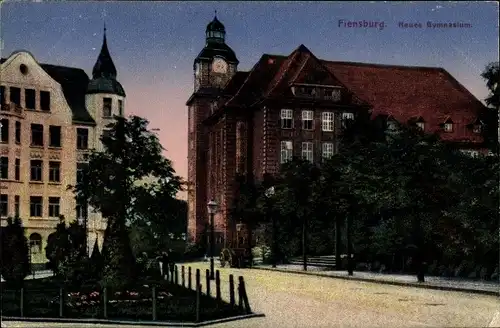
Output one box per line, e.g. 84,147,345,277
3,262,500,327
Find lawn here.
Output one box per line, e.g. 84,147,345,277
1,276,246,322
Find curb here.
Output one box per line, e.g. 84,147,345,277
252,267,500,296
2,313,265,327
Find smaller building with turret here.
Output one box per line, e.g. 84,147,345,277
0,26,125,267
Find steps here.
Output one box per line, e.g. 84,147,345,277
288,255,337,268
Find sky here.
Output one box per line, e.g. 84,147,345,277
1,1,498,199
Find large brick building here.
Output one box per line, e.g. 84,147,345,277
186,16,490,245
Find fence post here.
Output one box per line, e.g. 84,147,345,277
103,287,108,319
188,267,192,290
170,264,175,283
175,265,179,285
59,287,64,317
205,269,211,296
20,287,24,317
229,274,235,306
152,286,157,321
195,284,201,323
237,276,243,311
181,265,185,287
215,270,221,301
165,264,170,282
196,269,201,293
239,276,251,313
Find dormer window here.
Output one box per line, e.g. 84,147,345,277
416,122,425,130
443,123,453,132
386,118,398,131
325,89,341,102
473,124,482,134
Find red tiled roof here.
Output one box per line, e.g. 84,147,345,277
219,44,487,144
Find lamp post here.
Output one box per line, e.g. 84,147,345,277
207,200,218,280
264,186,277,268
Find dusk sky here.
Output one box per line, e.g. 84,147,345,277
1,2,498,199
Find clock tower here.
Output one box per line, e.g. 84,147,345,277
187,14,239,243
193,14,239,91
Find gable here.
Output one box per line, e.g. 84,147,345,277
290,53,343,87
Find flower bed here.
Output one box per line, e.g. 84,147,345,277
1,278,245,322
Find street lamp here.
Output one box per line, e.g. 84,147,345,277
264,187,277,268
207,200,218,280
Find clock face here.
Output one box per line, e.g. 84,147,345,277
212,58,228,73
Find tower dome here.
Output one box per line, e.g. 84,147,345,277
87,25,125,97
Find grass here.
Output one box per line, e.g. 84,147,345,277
1,276,246,322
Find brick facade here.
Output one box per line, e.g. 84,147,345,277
187,18,491,248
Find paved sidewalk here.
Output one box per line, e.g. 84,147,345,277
253,264,500,295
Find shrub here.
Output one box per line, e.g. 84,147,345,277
1,217,30,286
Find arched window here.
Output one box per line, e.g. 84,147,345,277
29,233,42,253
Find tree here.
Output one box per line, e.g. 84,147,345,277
45,216,69,277
72,115,183,288
481,62,499,152
88,238,103,281
1,217,30,286
274,158,321,271
337,119,470,281
58,221,89,286
481,62,500,109
229,173,262,258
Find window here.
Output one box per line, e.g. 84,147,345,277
444,123,453,132
14,195,19,217
10,87,20,106
102,129,112,141
103,97,112,117
416,122,425,130
48,197,60,217
15,121,21,143
0,194,7,217
1,119,8,142
341,112,354,128
15,158,20,181
281,109,293,129
76,201,88,219
49,126,61,147
280,140,293,163
25,89,36,109
49,161,61,182
77,162,88,184
387,120,398,131
77,128,88,149
30,160,43,181
301,142,314,162
0,157,8,179
31,124,44,146
326,89,341,101
322,112,334,131
29,233,42,253
40,91,51,111
0,86,6,106
302,110,313,130
473,124,482,134
118,99,124,116
322,142,335,159
30,196,43,217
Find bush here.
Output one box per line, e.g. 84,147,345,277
1,217,30,286
183,242,205,260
